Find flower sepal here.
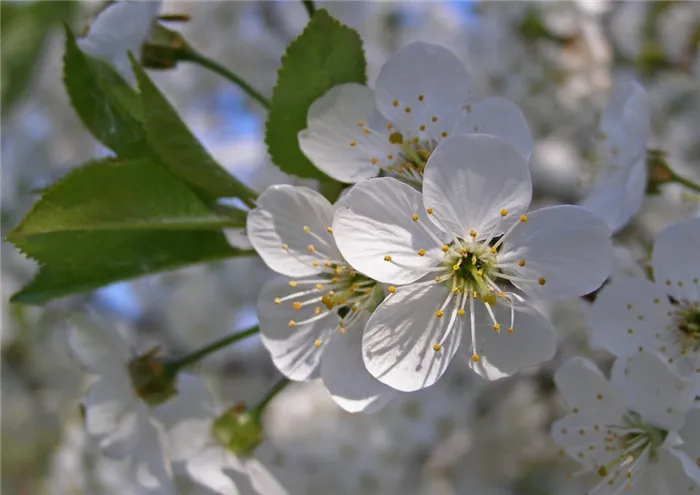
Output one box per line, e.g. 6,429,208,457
127,347,178,407
211,403,264,457
140,23,188,70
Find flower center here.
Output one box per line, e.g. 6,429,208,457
663,300,700,359
676,303,700,339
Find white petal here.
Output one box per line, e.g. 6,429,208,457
152,374,217,463
247,185,341,277
320,313,398,413
130,416,173,495
258,277,336,381
298,83,389,183
469,302,556,380
245,458,290,495
580,157,647,234
611,352,697,431
554,357,627,423
362,282,463,392
333,177,448,285
452,97,533,161
186,445,246,495
84,379,142,458
599,77,650,168
374,42,470,134
588,276,673,358
501,205,613,300
657,448,700,493
68,314,130,376
679,409,700,474
422,134,532,238
651,218,700,302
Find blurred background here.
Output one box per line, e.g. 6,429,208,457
2,1,699,494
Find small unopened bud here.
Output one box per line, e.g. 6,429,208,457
127,348,177,406
212,404,264,456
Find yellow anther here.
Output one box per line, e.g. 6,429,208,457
412,213,419,221
339,326,346,334
307,245,315,253
457,309,465,316
498,292,506,298
471,354,480,362
418,249,426,256
453,264,460,271
311,261,319,268
460,248,468,255
289,281,297,287
387,154,394,160
363,128,370,135
324,260,332,268
389,132,404,144
314,306,321,314
538,277,546,286
357,121,365,127
471,255,477,265
441,131,448,138
507,327,514,334
435,276,442,282
404,106,412,113
281,243,289,250
274,297,281,304
493,323,501,332
490,247,497,254
500,209,508,217
388,286,396,294
292,301,302,311
316,283,324,290
384,255,392,262
518,260,526,267
331,277,338,284
435,310,444,318
433,343,441,351
350,141,356,147
442,244,449,253
370,158,378,165
469,230,477,238
519,215,528,223
419,125,426,132
418,94,424,102
392,100,399,107
472,290,478,298
386,123,393,130
432,116,438,122
326,226,333,233
426,208,433,214
482,295,496,305
314,339,322,348
288,320,297,328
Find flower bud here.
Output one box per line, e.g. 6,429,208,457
211,403,264,456
127,347,177,406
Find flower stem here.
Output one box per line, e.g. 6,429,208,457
168,325,259,372
180,48,270,110
302,0,316,18
250,377,291,421
669,170,700,193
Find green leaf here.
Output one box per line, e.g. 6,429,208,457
266,9,366,179
63,28,149,158
7,158,250,304
131,59,257,204
1,1,77,117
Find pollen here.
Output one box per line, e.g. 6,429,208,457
442,244,449,252
356,121,364,127
289,281,297,287
435,310,444,318
418,94,424,102
538,277,546,286
326,226,333,233
507,327,514,334
303,225,310,233
404,106,412,113
324,260,332,267
314,339,322,348
469,230,477,238
281,243,289,250
339,326,346,334
500,209,508,217
418,249,426,256
307,245,315,253
432,116,438,122
519,215,528,223
387,154,394,160
453,264,460,271
386,123,393,130
426,208,434,214
316,283,324,290
457,309,465,316
419,125,426,131
432,343,441,351
274,297,281,304
363,128,370,135
518,260,526,267
384,255,392,262
493,323,501,332
311,261,319,267
370,158,378,165
350,141,356,147
412,213,419,221
471,354,480,362
388,286,396,294
490,247,497,254
392,100,399,107
288,320,297,328
441,131,448,138
389,132,404,144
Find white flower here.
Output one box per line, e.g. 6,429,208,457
333,134,613,390
298,41,533,184
155,381,288,495
247,185,397,413
78,1,162,83
552,354,700,494
588,218,700,375
579,77,650,234
69,315,203,494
